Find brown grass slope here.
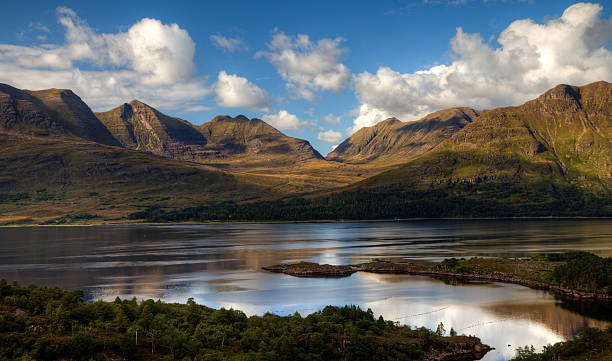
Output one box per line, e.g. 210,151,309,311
0,84,119,146
195,115,324,168
326,107,479,164
0,132,286,224
349,81,611,209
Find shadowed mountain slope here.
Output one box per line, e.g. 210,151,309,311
0,132,286,224
326,107,479,163
0,84,119,146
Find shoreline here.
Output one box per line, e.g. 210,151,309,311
1,215,611,227
263,258,612,302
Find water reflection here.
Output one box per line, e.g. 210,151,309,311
0,220,611,361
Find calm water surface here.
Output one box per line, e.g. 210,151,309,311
1,219,611,361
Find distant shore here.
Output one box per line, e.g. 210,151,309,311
1,215,610,227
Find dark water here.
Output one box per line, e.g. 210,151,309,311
0,219,611,360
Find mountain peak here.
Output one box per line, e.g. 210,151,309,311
327,107,478,163
381,117,401,125
538,84,581,102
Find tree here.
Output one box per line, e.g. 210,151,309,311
435,322,445,336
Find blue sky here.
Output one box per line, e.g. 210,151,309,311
1,0,611,154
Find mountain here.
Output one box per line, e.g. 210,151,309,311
337,81,612,216
95,100,208,159
2,81,610,223
164,81,610,221
96,103,324,169
196,115,323,167
326,107,479,163
0,131,290,224
0,84,119,146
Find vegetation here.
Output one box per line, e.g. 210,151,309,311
267,252,612,298
0,280,488,361
435,252,612,295
128,179,609,222
511,327,612,361
41,213,99,225
547,252,612,294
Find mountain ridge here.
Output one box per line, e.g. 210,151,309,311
326,107,480,164
0,81,610,223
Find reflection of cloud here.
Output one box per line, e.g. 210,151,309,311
363,297,565,360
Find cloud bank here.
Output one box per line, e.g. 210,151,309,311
0,7,209,111
352,2,612,132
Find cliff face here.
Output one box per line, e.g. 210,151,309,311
326,107,479,164
0,84,119,146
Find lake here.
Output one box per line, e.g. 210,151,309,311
0,219,611,360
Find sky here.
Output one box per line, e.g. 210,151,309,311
0,0,611,154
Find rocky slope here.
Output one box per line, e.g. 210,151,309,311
96,102,324,168
95,100,208,159
0,84,119,146
326,107,479,163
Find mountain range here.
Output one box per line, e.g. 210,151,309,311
0,81,610,223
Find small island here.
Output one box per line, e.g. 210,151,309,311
263,252,612,301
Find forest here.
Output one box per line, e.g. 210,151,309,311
0,280,486,361
128,182,609,222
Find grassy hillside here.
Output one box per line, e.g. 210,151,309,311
327,108,479,164
0,133,286,224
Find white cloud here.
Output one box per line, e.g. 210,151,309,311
317,129,343,143
214,71,270,111
257,31,351,101
262,110,304,131
0,7,210,111
209,34,247,52
352,2,612,132
321,113,342,124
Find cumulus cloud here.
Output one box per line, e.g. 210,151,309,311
214,71,270,111
317,129,343,143
257,31,351,101
209,34,247,52
261,110,305,131
352,2,612,132
0,7,210,111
